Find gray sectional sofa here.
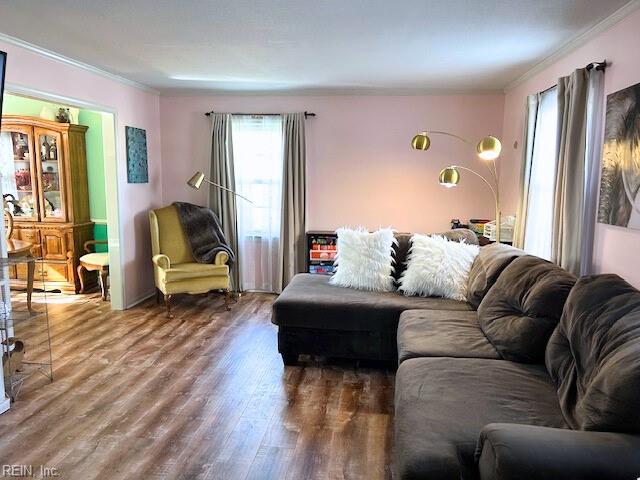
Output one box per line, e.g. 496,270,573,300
272,229,480,364
272,233,640,479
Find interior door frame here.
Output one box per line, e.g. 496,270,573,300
4,83,125,310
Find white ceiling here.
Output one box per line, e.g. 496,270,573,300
0,0,633,94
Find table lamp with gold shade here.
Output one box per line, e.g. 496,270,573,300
411,131,503,242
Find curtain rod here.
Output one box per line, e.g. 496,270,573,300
538,60,608,95
205,110,316,118
585,60,607,71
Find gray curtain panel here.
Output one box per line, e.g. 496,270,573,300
551,68,602,275
278,113,307,293
513,94,539,249
580,69,605,276
552,69,588,275
209,113,240,292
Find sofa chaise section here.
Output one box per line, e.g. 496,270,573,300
272,229,481,364
273,273,471,364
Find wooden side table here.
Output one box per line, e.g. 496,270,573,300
6,239,34,312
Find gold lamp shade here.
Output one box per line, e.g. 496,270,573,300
411,132,431,151
476,135,502,160
439,167,460,187
187,171,205,189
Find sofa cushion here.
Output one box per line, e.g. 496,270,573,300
393,357,566,480
477,256,576,363
397,310,499,363
392,228,478,282
160,262,229,283
272,273,471,332
546,274,640,433
466,243,525,309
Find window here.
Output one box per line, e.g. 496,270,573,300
231,115,283,292
523,87,558,260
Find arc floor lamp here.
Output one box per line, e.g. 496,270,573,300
411,131,503,242
187,171,254,204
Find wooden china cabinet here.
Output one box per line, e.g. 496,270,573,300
0,115,94,293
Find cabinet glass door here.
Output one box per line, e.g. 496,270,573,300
0,126,40,221
35,128,66,222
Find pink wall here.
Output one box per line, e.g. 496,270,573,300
501,9,640,288
0,39,163,307
160,94,504,233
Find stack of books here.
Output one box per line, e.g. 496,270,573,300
468,219,491,237
308,233,337,275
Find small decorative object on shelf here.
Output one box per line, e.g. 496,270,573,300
450,218,469,229
0,256,53,402
48,137,57,160
40,136,49,162
55,107,71,123
14,169,31,190
306,231,338,275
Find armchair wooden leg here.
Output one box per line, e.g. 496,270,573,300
164,294,174,318
99,269,109,301
224,289,232,311
156,288,162,305
77,264,87,294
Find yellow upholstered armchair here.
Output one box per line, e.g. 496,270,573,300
149,205,231,318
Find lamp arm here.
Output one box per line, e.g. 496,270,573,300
427,130,470,144
453,166,498,203
203,178,255,204
454,165,502,243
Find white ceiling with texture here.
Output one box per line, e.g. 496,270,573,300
0,0,633,93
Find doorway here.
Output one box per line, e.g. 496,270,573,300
0,90,124,309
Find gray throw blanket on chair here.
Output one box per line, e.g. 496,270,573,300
173,202,235,264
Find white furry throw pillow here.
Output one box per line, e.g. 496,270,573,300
330,227,396,292
399,234,479,301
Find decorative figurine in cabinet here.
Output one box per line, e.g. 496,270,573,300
0,116,94,293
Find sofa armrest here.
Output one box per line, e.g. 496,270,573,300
477,423,640,480
214,251,229,266
152,254,171,270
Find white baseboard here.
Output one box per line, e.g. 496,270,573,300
126,290,156,309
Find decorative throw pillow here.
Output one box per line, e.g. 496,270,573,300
399,234,479,301
330,227,396,292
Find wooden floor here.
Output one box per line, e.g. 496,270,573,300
0,292,394,480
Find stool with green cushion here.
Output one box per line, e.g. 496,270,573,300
77,240,109,301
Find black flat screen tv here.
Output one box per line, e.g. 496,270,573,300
0,51,6,131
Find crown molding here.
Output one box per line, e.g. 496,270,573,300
505,0,640,91
0,32,159,95
159,86,504,97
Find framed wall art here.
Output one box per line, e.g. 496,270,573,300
598,82,640,229
125,126,148,184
